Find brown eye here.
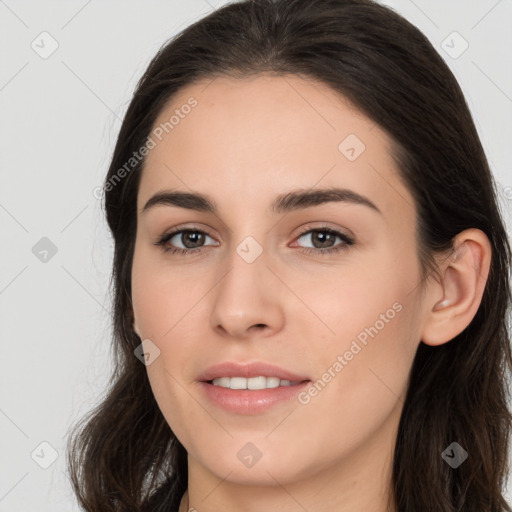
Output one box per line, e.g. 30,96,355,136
294,227,355,256
175,230,206,249
154,228,217,255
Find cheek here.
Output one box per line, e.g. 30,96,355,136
131,245,209,441
288,283,421,472
131,244,189,339
301,245,422,398
317,262,421,419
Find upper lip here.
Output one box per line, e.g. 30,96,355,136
197,361,311,382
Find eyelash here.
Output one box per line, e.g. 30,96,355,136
154,224,355,257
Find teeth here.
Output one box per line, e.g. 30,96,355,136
211,376,301,390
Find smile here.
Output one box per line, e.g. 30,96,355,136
210,376,303,389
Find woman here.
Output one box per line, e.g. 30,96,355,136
67,0,512,510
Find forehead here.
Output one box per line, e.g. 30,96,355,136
137,73,415,223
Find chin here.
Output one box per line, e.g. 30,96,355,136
192,438,319,487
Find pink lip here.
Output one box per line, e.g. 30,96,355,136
196,361,311,415
198,381,311,415
196,361,310,382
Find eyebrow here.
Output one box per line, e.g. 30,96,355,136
141,187,382,216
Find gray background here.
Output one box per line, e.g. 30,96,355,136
1,0,511,510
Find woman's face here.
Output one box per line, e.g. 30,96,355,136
131,74,427,489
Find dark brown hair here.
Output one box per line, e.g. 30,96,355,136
66,0,512,510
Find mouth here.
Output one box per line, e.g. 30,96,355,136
197,361,312,414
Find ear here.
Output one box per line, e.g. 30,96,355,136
420,228,492,346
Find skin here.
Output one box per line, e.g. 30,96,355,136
130,74,491,512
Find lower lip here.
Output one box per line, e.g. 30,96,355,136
198,380,311,415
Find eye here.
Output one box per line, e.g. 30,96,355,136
154,224,355,257
293,225,355,256
154,227,218,255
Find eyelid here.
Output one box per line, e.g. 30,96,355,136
294,222,354,239
159,223,219,240
289,223,355,252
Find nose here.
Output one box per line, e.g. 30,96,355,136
209,245,286,341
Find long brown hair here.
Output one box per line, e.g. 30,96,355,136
66,0,512,510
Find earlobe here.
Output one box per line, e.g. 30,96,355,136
420,229,492,347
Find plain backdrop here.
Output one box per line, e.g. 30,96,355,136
0,0,511,510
